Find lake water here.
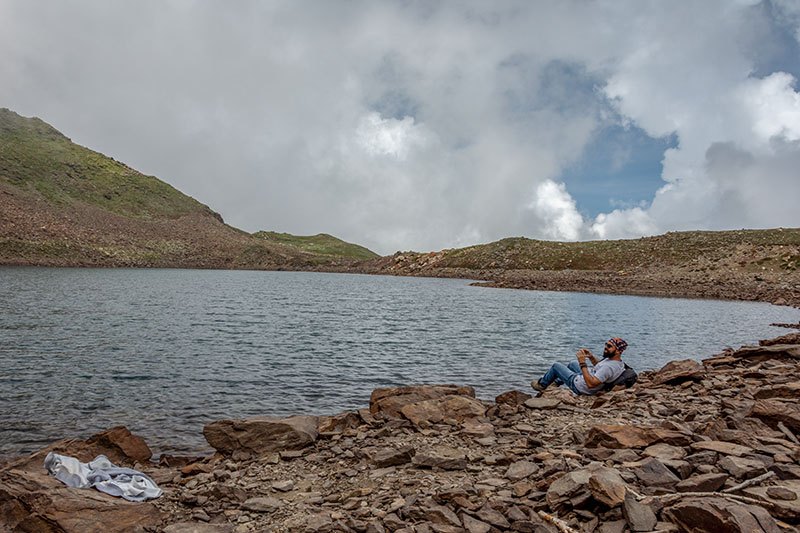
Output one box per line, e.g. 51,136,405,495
1,266,797,457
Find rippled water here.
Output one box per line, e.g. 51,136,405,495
1,266,797,456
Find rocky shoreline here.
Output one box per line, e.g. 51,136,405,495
2,332,800,533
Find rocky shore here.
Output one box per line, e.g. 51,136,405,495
2,332,800,533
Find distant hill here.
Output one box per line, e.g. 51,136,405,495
253,231,378,261
0,108,373,268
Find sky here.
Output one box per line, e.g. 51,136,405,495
1,1,799,255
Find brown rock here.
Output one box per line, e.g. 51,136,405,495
85,425,153,464
475,503,510,529
505,460,538,481
583,425,690,449
642,443,686,461
372,446,416,467
523,397,560,410
588,468,628,507
653,359,705,385
676,473,728,493
546,464,620,513
766,486,798,501
242,496,283,512
369,385,476,417
400,395,486,425
689,440,753,457
754,382,800,400
318,412,360,434
664,496,781,533
412,446,468,470
749,398,800,432
718,455,769,480
632,457,680,488
495,390,532,406
743,480,800,521
622,491,657,532
0,466,162,532
203,414,319,457
163,523,235,533
461,513,491,533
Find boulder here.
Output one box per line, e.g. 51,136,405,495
632,457,680,489
676,473,728,493
588,468,628,507
718,455,769,480
653,359,705,385
203,415,319,457
412,446,467,470
371,446,416,468
369,385,476,417
643,443,687,461
583,425,691,449
504,460,538,482
753,382,800,400
318,412,360,434
495,390,532,406
85,426,153,464
743,480,800,521
689,440,753,457
242,496,283,512
523,397,560,410
622,491,657,532
546,463,620,513
749,398,800,432
0,464,162,532
400,395,486,425
664,497,781,533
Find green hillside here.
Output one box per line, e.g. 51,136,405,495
253,231,378,261
0,108,217,220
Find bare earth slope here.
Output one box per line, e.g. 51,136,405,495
0,108,376,268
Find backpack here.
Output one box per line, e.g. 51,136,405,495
602,363,638,392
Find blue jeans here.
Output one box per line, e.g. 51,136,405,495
540,361,582,394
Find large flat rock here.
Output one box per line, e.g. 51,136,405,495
369,385,476,417
203,415,319,457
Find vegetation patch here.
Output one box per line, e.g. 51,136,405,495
253,231,378,260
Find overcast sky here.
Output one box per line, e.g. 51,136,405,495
2,1,800,254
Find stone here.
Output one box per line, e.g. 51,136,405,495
372,446,416,467
743,480,800,521
749,398,800,432
653,359,705,385
632,457,680,488
598,520,627,533
461,422,495,439
272,480,294,492
754,382,800,400
203,415,319,457
583,425,691,449
369,385,476,417
676,473,728,493
718,455,768,479
0,463,162,532
689,440,754,457
643,443,686,461
546,463,619,513
523,397,560,410
664,496,781,533
475,503,510,529
163,523,235,533
622,491,657,532
318,412,360,434
460,513,491,533
242,496,283,512
85,425,153,464
505,460,538,481
400,395,487,425
767,486,798,501
588,468,628,507
495,390,532,405
412,446,468,470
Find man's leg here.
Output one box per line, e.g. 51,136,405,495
539,362,576,388
567,361,581,373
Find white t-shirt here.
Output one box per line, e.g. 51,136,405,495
573,358,625,395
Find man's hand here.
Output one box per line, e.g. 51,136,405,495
576,348,588,363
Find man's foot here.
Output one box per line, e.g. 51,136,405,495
531,379,547,392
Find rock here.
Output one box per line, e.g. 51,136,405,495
372,446,416,467
546,463,619,513
718,455,769,480
495,390,532,406
203,415,319,457
664,496,781,533
749,398,800,432
475,503,510,529
642,443,686,461
743,480,800,521
272,480,294,492
163,523,235,533
461,422,494,439
689,440,754,457
460,513,491,533
622,491,657,532
318,412,360,434
86,425,153,464
400,395,487,425
598,520,627,533
583,425,691,449
0,464,162,532
588,468,628,507
505,460,538,481
767,486,798,501
523,397,560,410
753,382,800,400
632,457,680,488
242,496,283,512
369,385,476,417
676,472,728,493
653,359,706,385
412,447,468,470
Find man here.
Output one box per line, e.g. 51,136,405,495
531,337,628,396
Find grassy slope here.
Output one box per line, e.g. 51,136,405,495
253,231,378,261
0,109,372,268
0,108,215,220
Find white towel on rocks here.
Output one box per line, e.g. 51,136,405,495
44,452,162,501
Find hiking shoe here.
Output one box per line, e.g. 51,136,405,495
531,379,547,392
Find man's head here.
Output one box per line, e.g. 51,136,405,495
603,337,628,358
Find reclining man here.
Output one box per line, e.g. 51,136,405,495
532,337,628,396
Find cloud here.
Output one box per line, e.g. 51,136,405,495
0,1,799,254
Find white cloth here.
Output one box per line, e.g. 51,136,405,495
44,452,162,501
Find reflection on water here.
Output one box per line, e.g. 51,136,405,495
1,266,796,456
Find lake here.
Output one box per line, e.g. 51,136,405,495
1,266,797,457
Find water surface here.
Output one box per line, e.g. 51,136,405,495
1,267,796,456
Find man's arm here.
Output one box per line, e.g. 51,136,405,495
576,350,602,388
